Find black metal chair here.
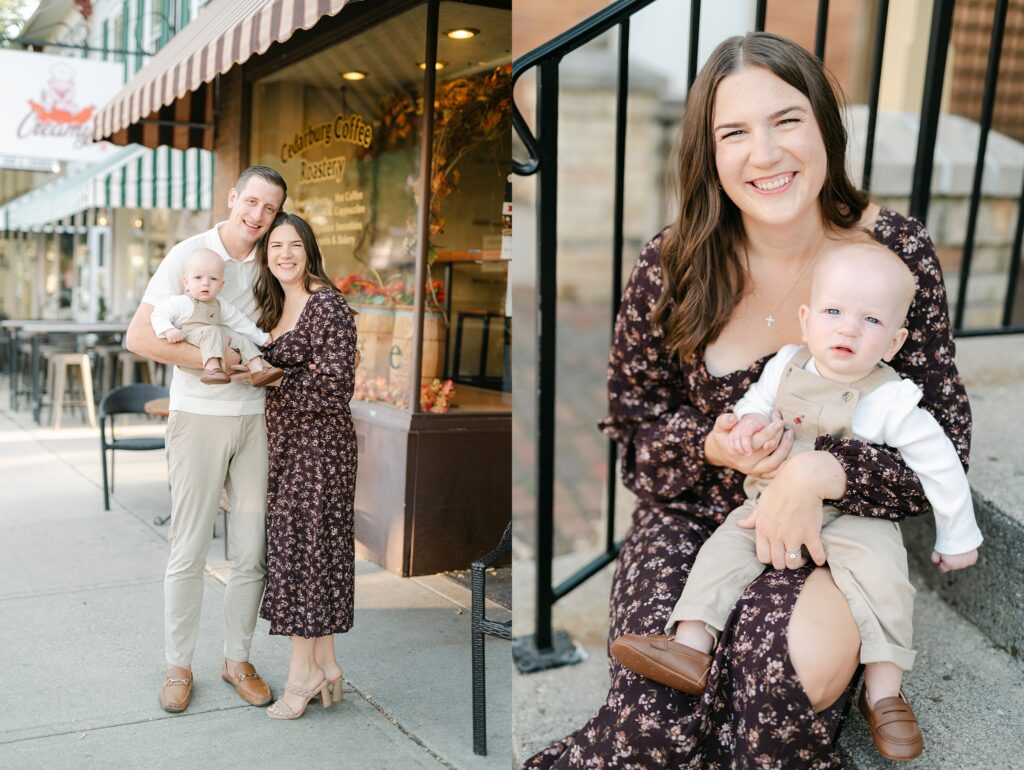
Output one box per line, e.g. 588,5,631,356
99,384,169,510
471,522,512,756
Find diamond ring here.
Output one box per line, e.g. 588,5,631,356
785,550,801,560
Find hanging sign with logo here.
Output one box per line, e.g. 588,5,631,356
0,49,123,166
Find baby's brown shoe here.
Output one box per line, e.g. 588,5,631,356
858,687,924,761
610,633,712,695
200,368,230,384
249,366,284,387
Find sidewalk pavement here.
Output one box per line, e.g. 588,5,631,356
0,386,511,769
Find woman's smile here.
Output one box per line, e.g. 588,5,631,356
749,172,796,193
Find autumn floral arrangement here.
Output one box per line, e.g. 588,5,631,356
372,64,512,234
353,373,456,413
335,273,445,310
386,279,446,309
334,272,391,305
420,378,456,413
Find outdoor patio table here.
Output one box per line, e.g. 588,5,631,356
1,320,130,421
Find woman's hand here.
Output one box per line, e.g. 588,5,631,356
704,411,795,478
737,451,847,570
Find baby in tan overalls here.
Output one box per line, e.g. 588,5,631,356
150,248,282,386
612,242,982,761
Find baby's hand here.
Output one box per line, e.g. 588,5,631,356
931,549,978,573
165,329,184,343
729,413,772,456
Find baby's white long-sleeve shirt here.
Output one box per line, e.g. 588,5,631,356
150,294,270,348
734,344,982,556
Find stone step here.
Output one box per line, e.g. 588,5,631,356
902,492,1024,663
838,581,1024,770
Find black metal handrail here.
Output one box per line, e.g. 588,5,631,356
514,0,1024,674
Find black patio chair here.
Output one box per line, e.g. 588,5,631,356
471,522,512,756
99,383,169,510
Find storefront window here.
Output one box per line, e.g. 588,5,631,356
249,0,511,413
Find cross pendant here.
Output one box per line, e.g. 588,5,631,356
765,314,775,327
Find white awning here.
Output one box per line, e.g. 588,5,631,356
0,145,213,231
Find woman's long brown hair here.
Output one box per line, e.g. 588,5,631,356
655,32,868,362
253,212,340,332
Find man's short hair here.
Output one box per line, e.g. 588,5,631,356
235,166,287,205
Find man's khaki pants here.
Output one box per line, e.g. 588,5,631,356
164,411,267,667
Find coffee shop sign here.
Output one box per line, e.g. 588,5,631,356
280,113,373,163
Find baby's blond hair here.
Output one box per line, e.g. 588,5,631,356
813,240,916,322
185,248,224,274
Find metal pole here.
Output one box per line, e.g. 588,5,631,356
909,0,956,223
814,0,830,61
755,0,767,32
533,58,560,652
862,0,889,192
1001,172,1024,327
954,0,1007,332
687,1,701,90
607,20,630,557
409,0,440,413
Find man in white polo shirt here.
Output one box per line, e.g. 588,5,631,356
126,166,286,713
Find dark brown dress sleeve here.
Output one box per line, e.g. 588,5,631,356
598,234,716,502
816,212,972,520
279,291,357,414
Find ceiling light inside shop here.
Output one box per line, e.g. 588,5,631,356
446,28,479,39
51,162,61,174
418,61,448,70
341,71,367,81
97,215,108,226
133,218,143,228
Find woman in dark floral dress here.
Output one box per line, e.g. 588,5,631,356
251,212,358,720
525,33,969,769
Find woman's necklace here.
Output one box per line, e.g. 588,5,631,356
745,241,821,327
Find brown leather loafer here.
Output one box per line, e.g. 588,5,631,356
858,687,924,761
221,661,272,706
249,366,284,387
200,368,230,384
609,633,712,696
159,665,193,713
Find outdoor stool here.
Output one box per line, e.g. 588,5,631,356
116,351,157,386
11,338,34,410
471,522,512,756
99,384,168,510
91,344,125,398
46,353,97,429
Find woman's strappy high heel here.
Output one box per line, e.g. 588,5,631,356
325,669,344,706
266,674,330,720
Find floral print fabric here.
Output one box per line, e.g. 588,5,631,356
258,289,358,638
523,209,970,768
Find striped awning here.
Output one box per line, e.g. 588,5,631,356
0,145,213,231
93,0,351,150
